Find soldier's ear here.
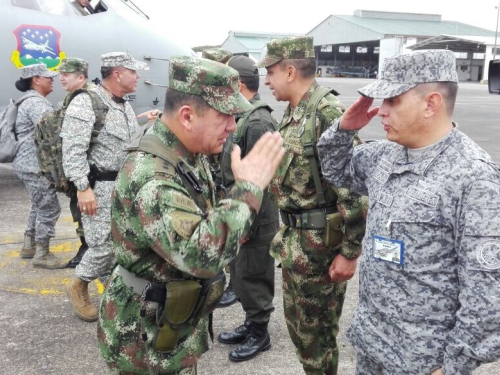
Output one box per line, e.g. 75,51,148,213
286,65,296,82
178,105,195,131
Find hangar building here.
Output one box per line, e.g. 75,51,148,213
219,10,497,82
308,10,497,82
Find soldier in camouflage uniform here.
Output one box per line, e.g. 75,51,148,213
97,56,284,374
61,51,146,322
58,57,93,268
13,63,67,269
201,47,233,64
318,50,500,375
258,36,366,374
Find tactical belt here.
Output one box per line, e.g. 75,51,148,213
280,207,336,229
95,171,118,181
118,265,151,295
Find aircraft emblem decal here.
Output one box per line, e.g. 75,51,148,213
11,24,66,70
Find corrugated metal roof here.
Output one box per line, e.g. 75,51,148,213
336,15,496,38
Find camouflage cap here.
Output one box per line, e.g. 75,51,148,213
169,55,253,115
59,57,89,74
201,48,233,64
19,63,58,79
101,51,147,70
358,50,459,99
257,36,315,68
228,55,259,77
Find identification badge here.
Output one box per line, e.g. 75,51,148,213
372,236,404,265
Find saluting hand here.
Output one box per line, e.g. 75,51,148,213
231,131,284,190
340,96,379,131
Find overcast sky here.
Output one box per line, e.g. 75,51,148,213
133,0,500,48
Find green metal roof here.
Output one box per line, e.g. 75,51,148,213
336,15,496,37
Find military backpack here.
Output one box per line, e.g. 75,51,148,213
0,93,38,163
34,88,108,193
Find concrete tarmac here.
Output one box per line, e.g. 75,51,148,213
1,77,499,374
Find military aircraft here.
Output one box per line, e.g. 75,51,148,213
1,0,196,113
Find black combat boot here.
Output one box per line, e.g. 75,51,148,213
67,237,88,268
228,322,271,362
218,320,251,345
217,282,238,308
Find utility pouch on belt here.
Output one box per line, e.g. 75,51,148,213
152,273,225,353
325,212,343,248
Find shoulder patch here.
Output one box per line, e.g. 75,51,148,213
171,191,198,212
476,240,500,270
171,211,201,239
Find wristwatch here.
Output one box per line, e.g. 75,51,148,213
75,178,90,192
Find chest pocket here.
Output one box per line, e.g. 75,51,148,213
100,111,131,142
280,133,311,191
389,202,450,267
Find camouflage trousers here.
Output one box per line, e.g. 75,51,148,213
354,353,386,375
15,171,61,244
107,363,197,375
282,266,346,375
76,181,115,282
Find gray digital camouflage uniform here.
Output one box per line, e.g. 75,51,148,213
13,90,61,244
318,124,500,374
60,85,138,282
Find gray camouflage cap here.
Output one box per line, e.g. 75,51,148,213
169,55,253,115
59,57,89,74
257,36,315,68
101,51,147,70
201,48,233,64
358,50,459,99
19,63,58,79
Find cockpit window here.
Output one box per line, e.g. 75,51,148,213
11,0,74,16
70,0,108,16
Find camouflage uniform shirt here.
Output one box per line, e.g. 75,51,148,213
60,85,138,187
13,90,53,174
269,81,366,269
98,119,263,374
317,125,500,374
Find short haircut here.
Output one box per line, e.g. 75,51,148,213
415,82,458,116
240,76,259,92
100,66,115,80
163,88,211,116
278,58,316,78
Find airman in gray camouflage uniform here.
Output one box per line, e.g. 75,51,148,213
58,57,93,268
14,63,66,269
61,51,146,322
318,49,500,375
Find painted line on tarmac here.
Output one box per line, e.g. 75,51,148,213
0,240,103,296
